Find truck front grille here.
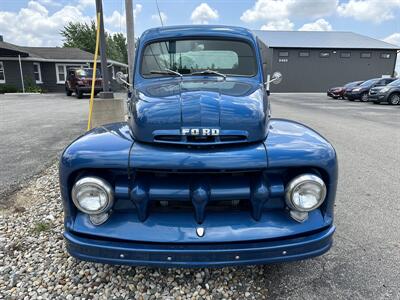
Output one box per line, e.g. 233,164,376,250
123,170,285,224
153,134,247,145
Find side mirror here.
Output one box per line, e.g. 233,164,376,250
115,71,131,86
264,71,283,94
271,72,283,85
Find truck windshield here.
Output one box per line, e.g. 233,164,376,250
76,69,101,78
141,39,257,77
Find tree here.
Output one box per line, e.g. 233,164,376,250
61,21,128,64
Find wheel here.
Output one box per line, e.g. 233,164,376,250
360,93,369,102
75,88,83,99
388,93,400,105
65,86,72,96
333,96,339,100
372,101,379,104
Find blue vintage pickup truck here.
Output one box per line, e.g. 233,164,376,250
60,25,337,267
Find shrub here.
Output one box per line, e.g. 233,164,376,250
26,85,46,93
25,79,46,93
0,84,18,94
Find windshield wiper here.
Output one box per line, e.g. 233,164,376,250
150,68,182,77
191,70,226,79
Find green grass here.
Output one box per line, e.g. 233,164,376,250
33,221,52,233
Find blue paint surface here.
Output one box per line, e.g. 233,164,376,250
60,26,338,267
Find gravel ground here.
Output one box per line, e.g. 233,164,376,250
0,163,270,299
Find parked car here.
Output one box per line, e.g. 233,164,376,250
346,77,397,102
327,81,363,99
65,68,102,98
59,25,337,267
369,78,400,105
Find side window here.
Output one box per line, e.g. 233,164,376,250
33,63,42,84
385,79,394,84
340,52,351,58
279,51,289,57
299,51,309,57
380,53,391,59
256,38,268,81
361,52,371,58
67,70,75,79
375,80,385,86
0,61,5,83
56,65,66,83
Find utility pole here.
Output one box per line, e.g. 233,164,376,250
125,0,135,92
95,0,113,98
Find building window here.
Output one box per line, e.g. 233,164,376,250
56,64,84,84
0,61,5,83
33,63,42,84
320,52,330,58
341,52,351,58
380,53,391,59
361,52,371,58
279,51,289,57
299,51,309,57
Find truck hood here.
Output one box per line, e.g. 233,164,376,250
129,78,269,145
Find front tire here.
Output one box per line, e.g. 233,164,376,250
75,88,83,99
65,86,72,96
388,93,400,105
360,93,369,102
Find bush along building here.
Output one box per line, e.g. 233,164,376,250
0,35,127,93
255,31,399,92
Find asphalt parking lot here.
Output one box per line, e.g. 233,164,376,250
0,94,88,200
269,94,399,299
0,93,399,298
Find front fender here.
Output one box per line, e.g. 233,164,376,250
59,122,133,228
264,118,338,220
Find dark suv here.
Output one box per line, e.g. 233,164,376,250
369,78,400,105
346,78,397,102
65,68,102,98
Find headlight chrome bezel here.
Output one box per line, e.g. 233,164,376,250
285,174,327,212
71,176,114,215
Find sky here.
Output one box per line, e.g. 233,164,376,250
0,0,399,52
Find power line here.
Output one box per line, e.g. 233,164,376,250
155,0,164,27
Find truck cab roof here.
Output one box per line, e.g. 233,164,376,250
140,25,256,43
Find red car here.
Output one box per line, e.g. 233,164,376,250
65,68,103,98
327,81,363,99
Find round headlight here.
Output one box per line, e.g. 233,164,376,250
285,174,326,212
71,177,114,215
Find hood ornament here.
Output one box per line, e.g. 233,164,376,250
196,227,205,237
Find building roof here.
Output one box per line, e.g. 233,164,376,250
19,46,95,60
0,41,30,56
0,40,127,66
253,30,400,50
